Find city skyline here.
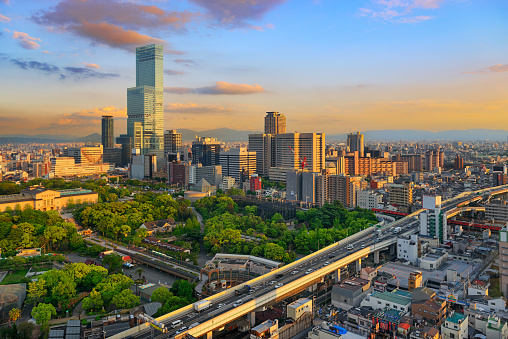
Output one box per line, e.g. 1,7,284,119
0,0,507,136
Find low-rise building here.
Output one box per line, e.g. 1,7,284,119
251,319,279,339
467,279,489,297
419,250,448,271
346,306,376,332
287,298,312,321
356,190,383,209
331,277,371,311
441,312,468,339
0,185,98,212
360,289,412,314
332,277,370,310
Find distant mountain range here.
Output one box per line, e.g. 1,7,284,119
0,133,102,144
2,129,508,144
328,129,508,141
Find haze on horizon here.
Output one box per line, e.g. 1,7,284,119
0,0,507,137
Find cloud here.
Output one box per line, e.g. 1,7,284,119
32,0,195,51
53,106,126,127
359,0,442,23
174,59,196,67
0,0,9,5
83,62,100,69
164,69,185,75
0,13,10,23
189,0,286,28
164,81,266,95
3,57,119,79
7,58,60,73
463,64,508,74
12,31,41,50
73,21,167,52
42,50,53,54
164,102,232,114
64,66,120,79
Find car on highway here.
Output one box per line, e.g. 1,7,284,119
361,244,365,248
175,326,187,334
291,270,298,275
269,280,277,285
305,269,313,274
233,300,243,307
217,303,226,309
328,254,335,258
323,261,330,266
275,283,283,288
275,273,284,279
188,322,199,329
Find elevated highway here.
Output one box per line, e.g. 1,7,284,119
112,184,508,339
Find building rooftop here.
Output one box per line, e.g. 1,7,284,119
447,312,466,324
371,289,412,306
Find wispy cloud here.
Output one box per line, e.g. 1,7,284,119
189,0,286,29
358,0,443,23
463,64,508,74
165,102,232,114
3,57,119,80
0,13,10,23
64,66,120,79
12,31,41,49
83,62,100,69
7,58,59,73
164,81,266,95
164,69,185,75
32,0,195,52
0,0,10,5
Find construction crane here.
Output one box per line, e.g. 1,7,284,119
288,145,307,171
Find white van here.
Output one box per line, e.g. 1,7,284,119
171,319,183,328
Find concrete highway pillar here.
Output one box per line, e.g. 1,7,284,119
389,244,396,255
248,311,256,327
205,331,212,339
356,259,362,272
374,250,380,264
335,268,341,283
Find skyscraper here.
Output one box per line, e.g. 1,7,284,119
101,116,114,148
164,130,182,155
264,112,286,134
127,44,164,162
347,132,364,157
192,137,221,166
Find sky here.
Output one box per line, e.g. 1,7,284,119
0,0,507,137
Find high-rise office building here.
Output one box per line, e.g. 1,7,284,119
249,133,274,176
219,148,257,182
264,112,286,134
192,137,221,166
116,134,132,167
127,44,164,161
500,227,508,297
101,116,114,149
164,130,182,155
347,132,364,157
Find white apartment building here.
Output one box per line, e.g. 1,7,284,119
397,234,419,265
356,190,383,209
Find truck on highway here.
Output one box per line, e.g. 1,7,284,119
235,285,251,295
393,227,402,234
194,300,212,312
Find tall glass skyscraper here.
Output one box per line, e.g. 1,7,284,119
127,44,164,160
101,115,114,148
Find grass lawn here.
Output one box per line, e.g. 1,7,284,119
1,269,29,285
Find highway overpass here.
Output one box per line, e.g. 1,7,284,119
111,184,508,339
